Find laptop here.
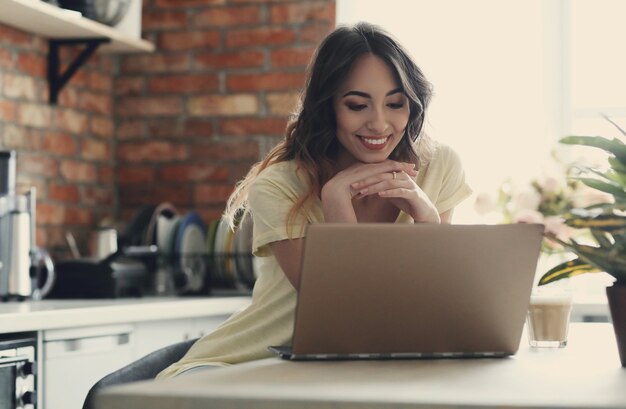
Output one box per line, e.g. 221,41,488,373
269,223,543,360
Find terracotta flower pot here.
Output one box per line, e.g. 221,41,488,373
606,284,626,367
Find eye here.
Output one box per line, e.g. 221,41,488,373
388,102,405,110
347,104,367,111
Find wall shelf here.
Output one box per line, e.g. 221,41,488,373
0,0,154,53
0,0,154,103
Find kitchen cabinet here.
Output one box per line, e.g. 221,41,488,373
0,296,251,409
43,324,135,409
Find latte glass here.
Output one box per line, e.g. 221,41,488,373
526,291,573,348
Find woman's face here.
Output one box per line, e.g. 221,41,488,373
333,54,410,166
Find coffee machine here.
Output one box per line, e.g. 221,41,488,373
0,150,54,300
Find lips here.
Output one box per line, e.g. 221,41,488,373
358,135,391,150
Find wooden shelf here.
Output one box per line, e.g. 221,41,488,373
0,0,154,53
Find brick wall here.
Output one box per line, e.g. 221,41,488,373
0,24,116,258
117,0,335,223
0,0,335,258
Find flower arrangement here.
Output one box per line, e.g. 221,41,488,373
476,166,589,255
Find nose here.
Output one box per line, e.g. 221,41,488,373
366,107,388,134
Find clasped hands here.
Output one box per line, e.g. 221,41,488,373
321,160,440,223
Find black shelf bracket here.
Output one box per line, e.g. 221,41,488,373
47,38,111,105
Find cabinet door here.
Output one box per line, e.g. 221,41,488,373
43,324,134,409
133,318,193,359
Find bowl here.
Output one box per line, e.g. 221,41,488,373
92,0,131,26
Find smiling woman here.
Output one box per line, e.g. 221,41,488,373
155,22,472,379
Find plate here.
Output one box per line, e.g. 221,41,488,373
174,212,208,293
234,212,255,289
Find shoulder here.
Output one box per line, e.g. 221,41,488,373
249,160,308,201
424,142,464,171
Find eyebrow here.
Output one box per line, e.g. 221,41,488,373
342,88,403,98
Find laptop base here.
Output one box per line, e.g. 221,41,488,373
268,346,510,361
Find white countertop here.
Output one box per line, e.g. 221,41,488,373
97,323,626,409
0,296,251,333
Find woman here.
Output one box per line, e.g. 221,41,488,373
157,22,471,378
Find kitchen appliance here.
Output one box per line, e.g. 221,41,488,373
0,151,55,301
46,246,153,299
0,334,37,409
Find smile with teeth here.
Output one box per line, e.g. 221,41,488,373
360,135,390,144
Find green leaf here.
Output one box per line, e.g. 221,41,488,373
609,156,626,175
578,177,626,199
538,258,602,285
561,135,626,166
591,230,613,248
603,115,626,139
565,208,626,232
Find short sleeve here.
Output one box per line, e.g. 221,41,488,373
417,144,472,214
247,166,308,257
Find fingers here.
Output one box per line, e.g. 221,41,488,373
352,171,412,197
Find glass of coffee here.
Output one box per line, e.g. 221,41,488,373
526,290,573,348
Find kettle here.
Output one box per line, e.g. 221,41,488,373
0,191,55,301
0,152,55,301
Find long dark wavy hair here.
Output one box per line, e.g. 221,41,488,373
225,22,434,232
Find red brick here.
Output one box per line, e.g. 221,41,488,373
121,54,189,74
115,96,182,117
90,116,114,138
158,30,220,51
57,86,79,109
64,207,93,226
0,99,17,121
49,183,80,203
154,0,225,7
190,141,259,161
271,2,335,24
115,77,146,96
17,102,51,128
0,48,13,69
0,25,38,48
60,160,98,182
266,91,300,115
3,125,41,150
99,165,114,184
81,138,110,161
3,73,37,100
219,117,287,136
83,186,114,206
65,68,87,88
142,10,189,30
117,120,145,140
117,166,157,184
119,184,192,207
187,94,259,116
300,22,334,43
194,51,264,70
149,74,219,94
89,71,113,91
78,91,112,115
227,72,305,92
117,141,187,163
226,27,296,48
42,131,77,156
37,202,65,224
160,164,229,182
146,119,214,139
193,6,260,27
271,46,315,68
196,207,226,223
195,184,234,204
54,109,89,134
17,154,59,178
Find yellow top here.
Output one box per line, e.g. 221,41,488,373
156,143,472,378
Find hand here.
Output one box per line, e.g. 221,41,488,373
351,169,441,223
321,160,417,222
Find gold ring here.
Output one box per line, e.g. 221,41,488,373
392,171,397,180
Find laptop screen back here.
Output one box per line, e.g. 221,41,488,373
292,223,543,357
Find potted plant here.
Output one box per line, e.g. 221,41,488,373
538,117,626,367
